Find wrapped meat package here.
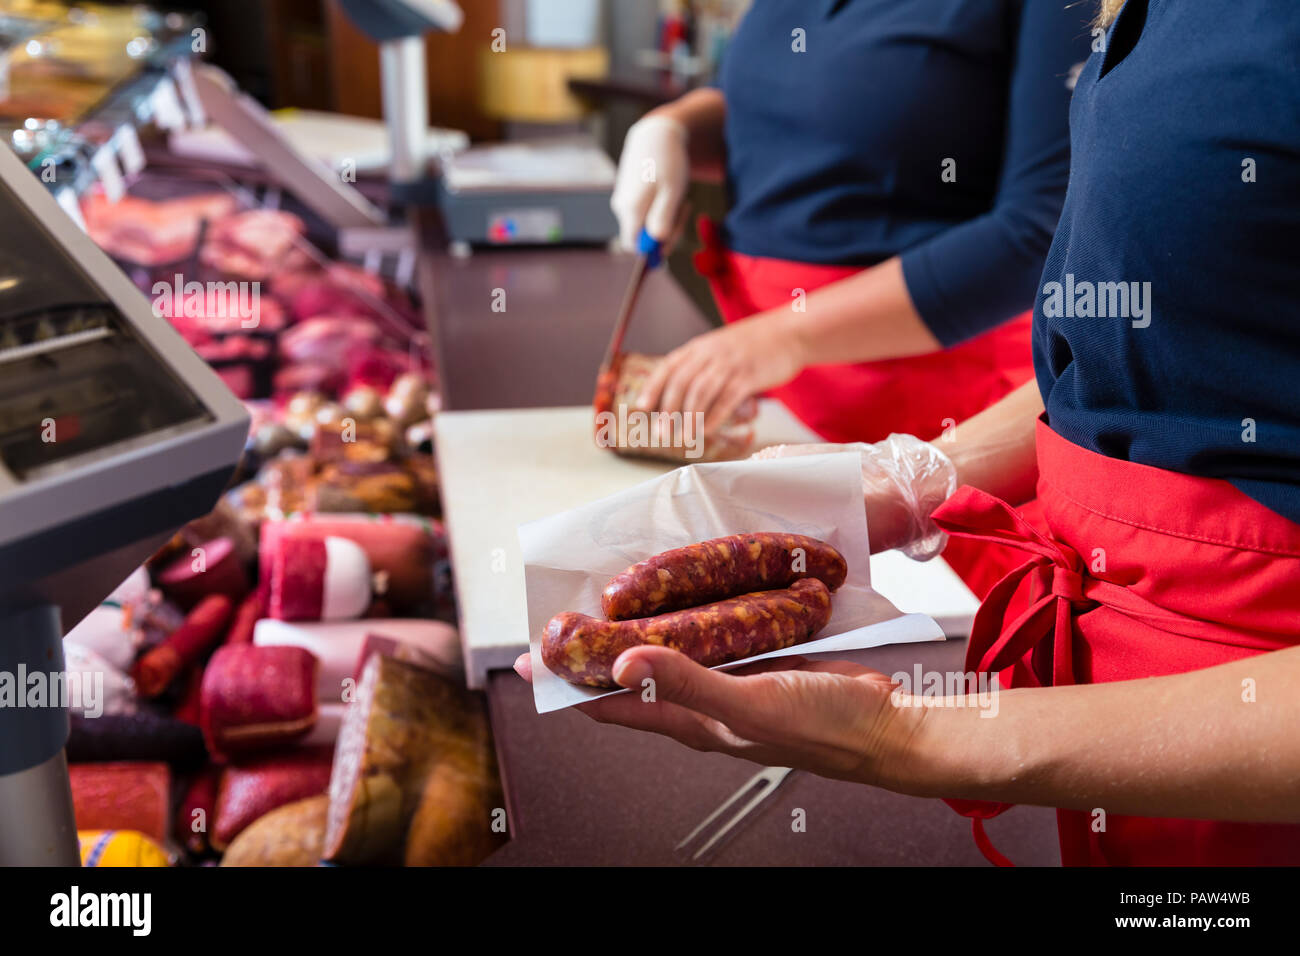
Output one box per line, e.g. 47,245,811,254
67,711,207,768
593,352,758,462
252,618,461,703
176,766,222,855
260,515,444,612
212,748,335,851
262,534,373,622
69,762,171,843
79,830,173,868
199,645,319,761
132,594,234,697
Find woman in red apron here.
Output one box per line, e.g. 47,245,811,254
611,1,1090,600
519,0,1300,866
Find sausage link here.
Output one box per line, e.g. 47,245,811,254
601,532,847,621
543,578,832,688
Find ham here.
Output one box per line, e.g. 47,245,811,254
323,654,498,865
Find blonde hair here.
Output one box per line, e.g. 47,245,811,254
1097,0,1127,28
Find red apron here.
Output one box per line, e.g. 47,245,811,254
932,420,1300,866
693,216,1039,599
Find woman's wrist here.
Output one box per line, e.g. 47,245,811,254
650,89,726,177
756,307,813,380
878,687,1039,803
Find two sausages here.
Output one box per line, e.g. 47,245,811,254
542,533,847,688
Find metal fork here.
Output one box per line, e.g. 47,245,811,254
675,767,794,862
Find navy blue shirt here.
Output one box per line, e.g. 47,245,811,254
719,0,1092,345
1035,0,1300,525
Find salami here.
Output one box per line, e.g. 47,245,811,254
544,578,833,689
131,594,234,698
601,533,847,620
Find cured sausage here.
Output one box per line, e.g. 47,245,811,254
601,532,847,621
544,578,833,689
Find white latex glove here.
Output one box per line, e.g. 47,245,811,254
610,113,690,251
752,435,959,560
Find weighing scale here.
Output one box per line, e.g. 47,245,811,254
437,137,619,247
0,143,248,865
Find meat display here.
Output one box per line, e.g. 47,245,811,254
81,192,237,266
60,152,495,869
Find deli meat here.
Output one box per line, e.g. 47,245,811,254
200,209,311,280
324,654,502,866
593,352,758,463
81,192,237,266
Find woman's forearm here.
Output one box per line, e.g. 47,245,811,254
653,87,728,182
902,644,1300,823
778,258,942,366
940,379,1042,506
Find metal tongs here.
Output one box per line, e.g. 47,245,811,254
675,766,794,862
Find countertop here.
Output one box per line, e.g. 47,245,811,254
418,243,717,411
435,401,850,687
483,637,1061,866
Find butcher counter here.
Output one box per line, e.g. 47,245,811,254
416,229,1061,865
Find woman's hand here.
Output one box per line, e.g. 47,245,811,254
514,645,929,788
610,114,691,251
637,314,805,434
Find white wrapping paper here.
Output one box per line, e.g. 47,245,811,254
520,451,944,713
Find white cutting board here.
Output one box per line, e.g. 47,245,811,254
436,402,977,687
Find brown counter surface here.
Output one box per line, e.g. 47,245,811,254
482,638,1060,866
417,242,715,411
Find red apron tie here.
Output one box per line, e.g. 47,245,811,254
692,214,729,279
928,484,1228,865
930,478,1294,868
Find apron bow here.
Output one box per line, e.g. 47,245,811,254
931,485,1094,691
